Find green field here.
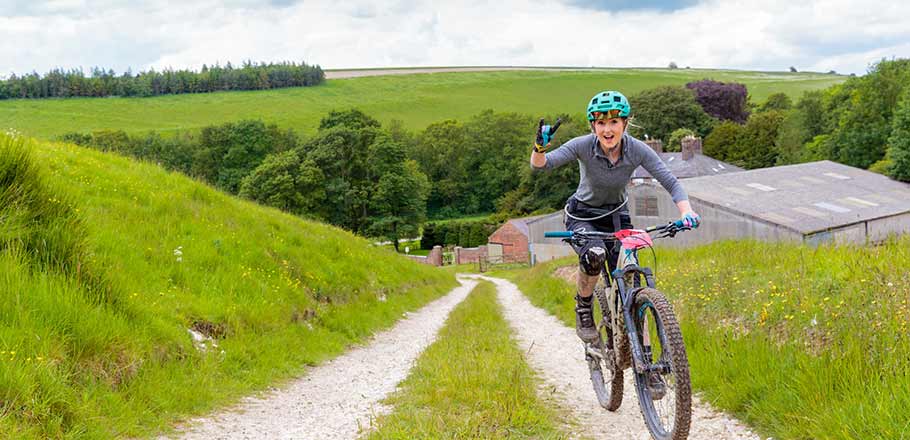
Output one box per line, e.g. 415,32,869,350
1,69,845,140
0,132,456,438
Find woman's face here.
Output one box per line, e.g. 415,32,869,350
592,117,626,152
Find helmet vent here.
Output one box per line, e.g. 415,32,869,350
613,96,622,102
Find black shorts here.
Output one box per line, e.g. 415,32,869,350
564,197,634,274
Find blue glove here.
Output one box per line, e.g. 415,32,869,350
534,118,562,153
675,212,700,229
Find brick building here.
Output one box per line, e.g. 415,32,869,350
487,214,546,264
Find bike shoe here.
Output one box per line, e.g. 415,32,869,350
647,372,667,400
575,302,600,344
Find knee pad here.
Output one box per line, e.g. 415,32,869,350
579,246,607,276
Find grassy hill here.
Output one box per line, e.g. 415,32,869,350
0,132,456,438
1,69,845,140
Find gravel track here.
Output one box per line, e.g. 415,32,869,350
165,277,478,440
165,273,759,440
466,274,760,440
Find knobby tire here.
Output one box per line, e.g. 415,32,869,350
632,288,692,440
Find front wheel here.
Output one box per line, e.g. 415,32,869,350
631,288,692,440
590,287,623,411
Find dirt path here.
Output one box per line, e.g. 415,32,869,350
164,277,478,440
466,274,760,440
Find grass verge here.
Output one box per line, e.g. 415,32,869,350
498,237,910,439
365,280,567,439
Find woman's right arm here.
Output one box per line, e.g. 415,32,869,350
531,136,580,171
530,149,547,168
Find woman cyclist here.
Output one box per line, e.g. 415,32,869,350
530,90,700,344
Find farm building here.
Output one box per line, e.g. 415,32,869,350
630,160,910,247
487,212,573,264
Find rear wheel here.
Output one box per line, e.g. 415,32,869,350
589,287,623,411
631,288,691,440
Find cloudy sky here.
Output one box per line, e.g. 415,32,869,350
2,0,909,77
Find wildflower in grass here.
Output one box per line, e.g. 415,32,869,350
174,246,183,262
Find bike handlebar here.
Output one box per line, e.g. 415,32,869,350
544,221,690,240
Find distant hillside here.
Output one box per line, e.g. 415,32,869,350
0,68,844,140
0,132,455,438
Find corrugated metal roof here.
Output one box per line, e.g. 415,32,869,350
682,161,910,235
633,153,744,179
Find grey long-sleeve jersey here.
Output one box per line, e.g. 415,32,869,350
532,132,688,209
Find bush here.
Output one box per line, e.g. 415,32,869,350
667,128,696,152
703,121,742,162
886,89,910,181
760,92,793,112
629,85,714,142
421,217,498,248
730,111,786,169
774,109,812,165
686,79,750,123
421,222,438,250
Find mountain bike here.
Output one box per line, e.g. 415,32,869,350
545,221,692,440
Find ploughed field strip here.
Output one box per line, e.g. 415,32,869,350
364,279,566,439
165,278,478,440
470,275,760,440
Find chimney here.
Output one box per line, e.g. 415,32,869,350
681,136,702,161
644,138,663,154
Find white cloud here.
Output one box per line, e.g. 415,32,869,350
1,0,909,76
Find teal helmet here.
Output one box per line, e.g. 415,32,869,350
586,90,631,121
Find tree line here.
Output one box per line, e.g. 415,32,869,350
0,61,324,99
61,58,910,248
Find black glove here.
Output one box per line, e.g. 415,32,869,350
534,118,562,153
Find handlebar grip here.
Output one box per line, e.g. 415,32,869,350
544,231,574,238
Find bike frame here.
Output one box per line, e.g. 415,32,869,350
608,234,660,375
547,224,682,376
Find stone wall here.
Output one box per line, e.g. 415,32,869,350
454,245,486,264
404,245,444,266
